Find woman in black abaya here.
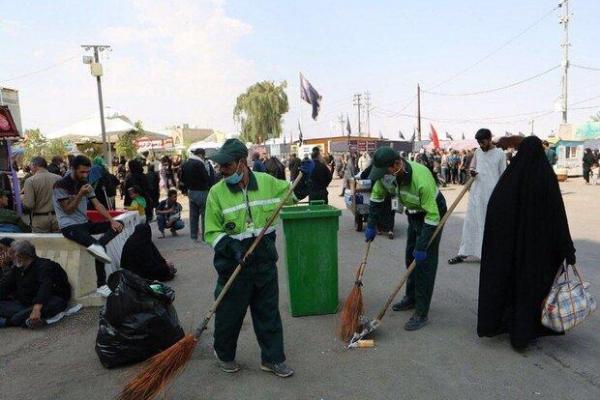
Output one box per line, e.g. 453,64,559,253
121,224,176,282
478,136,576,349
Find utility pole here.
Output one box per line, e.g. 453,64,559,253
353,93,362,136
530,119,535,136
364,91,371,137
338,114,345,135
82,44,112,166
417,83,422,141
559,0,570,124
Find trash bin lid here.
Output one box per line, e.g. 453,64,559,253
280,200,342,220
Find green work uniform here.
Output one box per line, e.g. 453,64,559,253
368,160,447,317
204,171,296,364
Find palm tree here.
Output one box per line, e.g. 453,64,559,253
591,112,600,122
233,81,289,144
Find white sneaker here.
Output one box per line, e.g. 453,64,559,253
96,285,112,297
86,244,112,264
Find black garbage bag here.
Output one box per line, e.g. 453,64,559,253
95,270,184,368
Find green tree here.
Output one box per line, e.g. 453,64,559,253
134,120,144,133
46,138,68,159
23,128,48,161
233,81,289,143
115,130,142,159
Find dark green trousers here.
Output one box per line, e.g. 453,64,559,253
213,260,285,364
404,216,443,316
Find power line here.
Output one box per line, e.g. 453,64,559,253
572,64,600,72
427,5,559,90
372,95,599,125
570,94,600,106
422,65,560,97
0,56,79,83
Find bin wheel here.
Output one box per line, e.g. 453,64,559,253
355,216,363,232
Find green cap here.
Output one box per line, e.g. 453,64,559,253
212,138,249,165
368,147,400,182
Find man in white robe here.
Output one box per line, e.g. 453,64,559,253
448,129,506,264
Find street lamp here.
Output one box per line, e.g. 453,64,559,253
81,44,112,167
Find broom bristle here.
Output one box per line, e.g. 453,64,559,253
338,285,364,341
118,334,198,400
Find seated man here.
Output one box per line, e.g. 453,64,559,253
53,155,124,296
0,190,30,233
156,189,184,238
0,240,71,329
0,237,15,284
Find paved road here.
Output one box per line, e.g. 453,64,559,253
1,177,599,400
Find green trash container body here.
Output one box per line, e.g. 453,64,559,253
280,201,342,317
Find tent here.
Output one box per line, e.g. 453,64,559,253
188,140,223,159
47,109,138,143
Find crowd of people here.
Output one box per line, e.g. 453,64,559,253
0,133,589,382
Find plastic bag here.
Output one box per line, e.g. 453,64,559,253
95,270,184,368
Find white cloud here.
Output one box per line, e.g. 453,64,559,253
98,0,255,132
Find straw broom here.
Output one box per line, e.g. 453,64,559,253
348,176,476,346
118,172,304,400
338,242,371,341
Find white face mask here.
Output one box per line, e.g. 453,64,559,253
382,174,397,190
382,166,402,190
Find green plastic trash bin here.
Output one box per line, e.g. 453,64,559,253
280,200,342,317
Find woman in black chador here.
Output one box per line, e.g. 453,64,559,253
478,136,576,349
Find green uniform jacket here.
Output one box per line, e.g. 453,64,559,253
368,160,441,251
205,172,296,274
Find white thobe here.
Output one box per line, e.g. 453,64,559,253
458,147,506,258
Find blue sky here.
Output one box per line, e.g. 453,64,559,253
1,0,599,139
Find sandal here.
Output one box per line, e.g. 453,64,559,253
448,256,466,265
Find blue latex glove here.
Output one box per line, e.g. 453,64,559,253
413,250,427,263
365,226,377,242
299,159,315,176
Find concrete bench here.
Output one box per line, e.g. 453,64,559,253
0,211,142,307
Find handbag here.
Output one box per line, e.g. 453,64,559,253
541,263,596,333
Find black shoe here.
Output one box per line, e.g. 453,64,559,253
404,314,428,331
392,296,415,312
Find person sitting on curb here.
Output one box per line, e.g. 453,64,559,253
53,155,124,297
156,189,184,238
0,190,30,233
121,224,177,281
0,237,15,284
0,240,71,329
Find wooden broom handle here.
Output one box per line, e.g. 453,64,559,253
356,241,372,282
195,172,305,337
375,176,475,321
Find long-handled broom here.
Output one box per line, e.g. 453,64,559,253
349,176,475,347
118,172,305,400
338,242,371,341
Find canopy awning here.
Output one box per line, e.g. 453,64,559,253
47,109,138,143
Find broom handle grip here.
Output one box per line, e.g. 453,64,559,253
356,241,371,282
375,176,475,322
195,172,305,337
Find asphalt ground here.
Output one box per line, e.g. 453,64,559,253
1,177,599,400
